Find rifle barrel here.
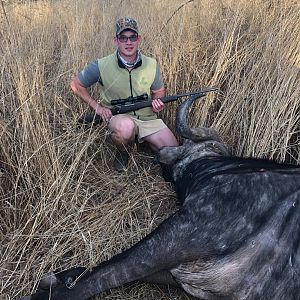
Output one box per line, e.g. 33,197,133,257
116,87,219,114
77,87,219,125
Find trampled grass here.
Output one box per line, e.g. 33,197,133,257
0,0,299,299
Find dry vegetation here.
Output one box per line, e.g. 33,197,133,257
0,0,300,299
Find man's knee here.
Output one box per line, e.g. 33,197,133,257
109,116,137,143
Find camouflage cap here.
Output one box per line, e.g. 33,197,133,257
116,17,139,35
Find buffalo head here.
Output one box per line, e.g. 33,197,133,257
158,94,230,182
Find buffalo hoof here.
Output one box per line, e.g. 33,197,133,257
19,267,87,300
37,271,59,290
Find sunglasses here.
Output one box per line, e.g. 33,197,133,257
117,35,138,43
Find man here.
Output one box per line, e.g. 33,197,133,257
70,17,178,172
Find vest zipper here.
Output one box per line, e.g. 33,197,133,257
128,70,137,117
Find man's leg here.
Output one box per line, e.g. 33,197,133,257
109,115,137,147
143,127,178,152
108,115,137,171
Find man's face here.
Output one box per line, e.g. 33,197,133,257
114,30,141,59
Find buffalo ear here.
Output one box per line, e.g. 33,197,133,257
157,146,185,165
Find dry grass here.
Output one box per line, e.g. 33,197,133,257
0,0,300,299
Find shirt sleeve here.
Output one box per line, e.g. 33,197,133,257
77,60,102,87
150,63,165,91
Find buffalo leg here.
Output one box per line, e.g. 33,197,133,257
26,212,200,300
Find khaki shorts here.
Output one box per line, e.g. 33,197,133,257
109,115,167,143
132,117,167,142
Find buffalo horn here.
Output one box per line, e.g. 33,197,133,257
176,95,220,142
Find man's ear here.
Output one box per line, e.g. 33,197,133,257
113,36,118,46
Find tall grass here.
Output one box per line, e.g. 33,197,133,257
0,0,299,299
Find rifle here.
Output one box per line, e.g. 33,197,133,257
77,87,219,125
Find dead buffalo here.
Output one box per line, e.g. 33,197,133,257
22,95,300,300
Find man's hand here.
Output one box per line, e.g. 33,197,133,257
70,75,113,122
95,106,113,123
151,99,165,113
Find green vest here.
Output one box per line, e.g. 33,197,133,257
98,52,157,121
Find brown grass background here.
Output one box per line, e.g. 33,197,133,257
0,0,300,299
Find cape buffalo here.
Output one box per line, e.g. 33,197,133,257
22,95,300,300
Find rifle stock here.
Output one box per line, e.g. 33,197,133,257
77,87,219,125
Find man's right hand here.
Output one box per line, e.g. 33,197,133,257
70,76,112,123
95,106,113,123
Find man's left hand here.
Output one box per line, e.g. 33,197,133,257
152,99,165,113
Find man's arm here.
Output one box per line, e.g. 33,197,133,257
151,87,166,113
70,76,112,122
150,62,166,113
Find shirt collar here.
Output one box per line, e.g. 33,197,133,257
116,50,142,69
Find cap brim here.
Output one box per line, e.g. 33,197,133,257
116,27,139,35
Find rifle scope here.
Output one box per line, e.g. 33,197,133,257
111,93,149,106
